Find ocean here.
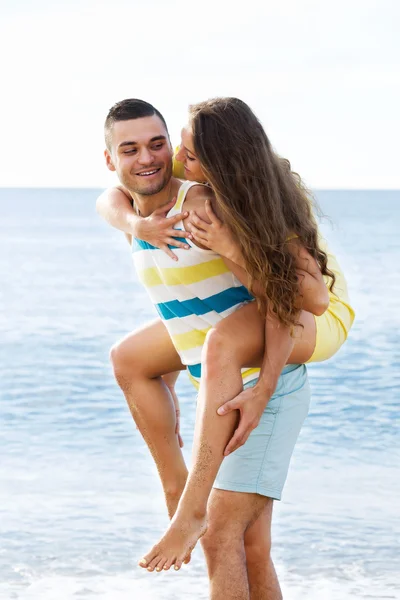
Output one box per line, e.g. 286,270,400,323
0,189,399,600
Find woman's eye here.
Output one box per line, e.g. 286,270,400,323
187,155,195,162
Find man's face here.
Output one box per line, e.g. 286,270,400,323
105,115,173,195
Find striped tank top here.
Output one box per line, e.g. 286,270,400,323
131,181,262,389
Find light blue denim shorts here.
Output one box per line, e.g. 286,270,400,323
214,364,310,501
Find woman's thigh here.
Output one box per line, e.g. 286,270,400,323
112,319,185,378
213,302,316,367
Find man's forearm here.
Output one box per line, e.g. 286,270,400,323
96,187,139,234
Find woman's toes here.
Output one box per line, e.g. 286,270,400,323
155,557,168,572
174,558,183,571
147,555,162,572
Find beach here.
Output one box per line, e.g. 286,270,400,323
1,188,399,600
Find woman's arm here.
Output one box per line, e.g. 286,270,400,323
96,186,190,258
187,200,329,316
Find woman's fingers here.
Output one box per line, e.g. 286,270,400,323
190,211,209,231
205,200,221,225
189,224,209,244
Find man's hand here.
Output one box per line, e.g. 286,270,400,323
135,198,191,261
217,383,275,455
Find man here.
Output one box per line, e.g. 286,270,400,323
98,99,310,600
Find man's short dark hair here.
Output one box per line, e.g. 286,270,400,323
104,99,169,150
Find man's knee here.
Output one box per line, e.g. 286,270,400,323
244,538,271,565
202,528,244,563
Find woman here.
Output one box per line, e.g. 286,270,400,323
99,98,354,572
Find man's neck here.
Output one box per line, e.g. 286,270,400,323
130,177,182,217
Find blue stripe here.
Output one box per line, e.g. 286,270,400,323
156,287,254,320
188,363,202,378
133,236,189,252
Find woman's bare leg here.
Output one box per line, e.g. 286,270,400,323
110,319,188,518
139,303,316,572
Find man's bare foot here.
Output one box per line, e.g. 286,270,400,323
138,511,208,572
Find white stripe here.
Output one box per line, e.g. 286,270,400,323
177,345,204,365
133,245,220,270
134,273,241,305
163,314,213,335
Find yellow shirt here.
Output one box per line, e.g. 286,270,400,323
173,148,185,179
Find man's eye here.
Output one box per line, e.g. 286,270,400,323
152,143,163,150
124,149,137,154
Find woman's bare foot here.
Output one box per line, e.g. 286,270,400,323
138,511,208,572
164,488,192,564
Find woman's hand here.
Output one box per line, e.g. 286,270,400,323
136,197,191,261
217,383,274,455
186,200,241,262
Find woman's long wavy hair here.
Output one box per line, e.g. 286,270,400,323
189,97,335,327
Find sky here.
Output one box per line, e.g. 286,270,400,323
1,0,399,189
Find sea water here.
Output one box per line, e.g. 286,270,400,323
1,189,399,599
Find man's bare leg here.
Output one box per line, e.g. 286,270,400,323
139,303,316,572
202,489,273,600
110,319,188,518
244,501,282,600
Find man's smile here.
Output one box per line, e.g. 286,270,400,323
136,168,161,177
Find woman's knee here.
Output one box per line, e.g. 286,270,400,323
201,327,239,376
109,336,142,384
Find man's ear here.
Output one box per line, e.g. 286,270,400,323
104,149,116,172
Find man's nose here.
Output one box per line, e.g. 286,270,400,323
137,148,155,165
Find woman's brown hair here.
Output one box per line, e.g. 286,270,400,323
189,97,335,327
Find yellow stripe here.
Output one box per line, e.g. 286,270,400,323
187,371,200,390
172,327,212,351
241,368,260,381
139,258,230,288
174,179,187,211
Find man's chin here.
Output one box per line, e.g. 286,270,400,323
136,182,167,196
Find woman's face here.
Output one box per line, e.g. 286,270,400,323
176,125,207,182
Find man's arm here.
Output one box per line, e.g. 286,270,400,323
96,185,137,233
96,186,190,258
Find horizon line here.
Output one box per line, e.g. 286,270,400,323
0,186,399,192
